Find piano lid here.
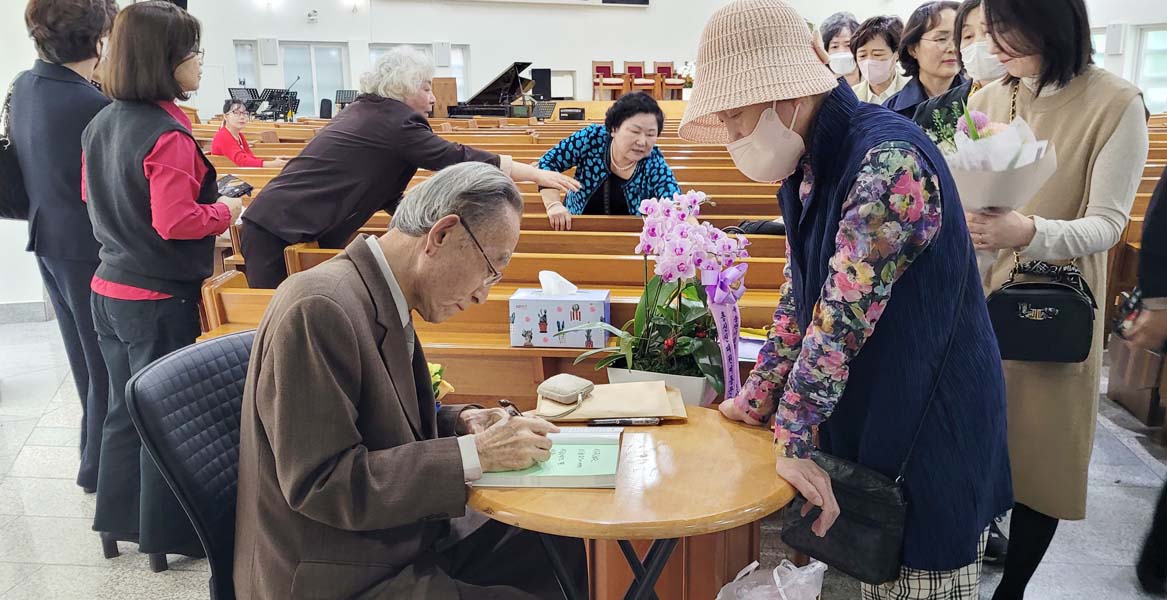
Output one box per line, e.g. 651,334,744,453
462,61,534,106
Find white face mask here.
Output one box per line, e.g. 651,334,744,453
858,58,895,86
727,103,805,184
961,41,1007,83
828,52,857,76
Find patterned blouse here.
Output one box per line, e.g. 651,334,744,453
735,142,944,458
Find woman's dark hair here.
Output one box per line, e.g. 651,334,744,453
103,1,201,102
850,16,905,59
899,1,961,78
25,0,118,65
953,0,983,68
605,92,664,133
982,0,1093,95
820,12,860,50
223,99,246,114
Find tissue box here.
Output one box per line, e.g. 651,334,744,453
509,289,611,348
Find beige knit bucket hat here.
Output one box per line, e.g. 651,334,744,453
679,0,840,144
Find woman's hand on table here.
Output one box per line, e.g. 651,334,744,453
966,210,1036,252
718,398,764,426
776,456,840,537
546,202,572,231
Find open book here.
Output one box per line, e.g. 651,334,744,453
473,428,622,489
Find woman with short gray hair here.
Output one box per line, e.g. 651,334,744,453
240,46,579,289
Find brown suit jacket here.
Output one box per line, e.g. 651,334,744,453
233,236,476,599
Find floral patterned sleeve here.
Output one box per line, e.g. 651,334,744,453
775,142,943,458
732,244,804,423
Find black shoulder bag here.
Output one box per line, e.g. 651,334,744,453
780,243,972,585
986,255,1096,363
0,74,30,221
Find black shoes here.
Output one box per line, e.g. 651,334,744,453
1138,549,1167,595
984,517,1009,566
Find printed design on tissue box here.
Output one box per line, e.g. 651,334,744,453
509,289,611,349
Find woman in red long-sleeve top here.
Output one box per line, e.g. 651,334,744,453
209,99,287,168
80,0,243,572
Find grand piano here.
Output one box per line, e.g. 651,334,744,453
447,61,534,118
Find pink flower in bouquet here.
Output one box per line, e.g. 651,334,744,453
983,122,1010,136
639,198,661,217
637,192,749,282
956,109,991,136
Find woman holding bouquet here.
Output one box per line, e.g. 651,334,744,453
966,0,1149,598
681,1,1012,597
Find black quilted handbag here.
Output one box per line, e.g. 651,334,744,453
986,256,1096,363
0,75,29,221
780,248,972,585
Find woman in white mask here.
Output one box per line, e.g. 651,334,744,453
820,12,861,87
912,0,1009,138
849,15,910,104
680,1,1013,598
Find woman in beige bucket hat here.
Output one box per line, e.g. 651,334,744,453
681,1,1012,598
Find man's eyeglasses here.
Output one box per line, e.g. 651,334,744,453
460,218,502,286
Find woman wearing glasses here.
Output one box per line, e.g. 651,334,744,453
210,99,288,168
82,0,241,571
884,1,967,118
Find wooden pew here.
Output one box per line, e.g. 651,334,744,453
284,245,785,291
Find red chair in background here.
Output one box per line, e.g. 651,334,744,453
593,61,626,100
656,61,686,100
624,61,659,99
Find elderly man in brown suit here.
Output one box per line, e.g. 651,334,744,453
233,162,586,599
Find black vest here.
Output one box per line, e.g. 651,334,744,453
83,101,219,298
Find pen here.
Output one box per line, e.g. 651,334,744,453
498,399,523,418
588,417,662,426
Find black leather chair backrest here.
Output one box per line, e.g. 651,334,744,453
319,98,333,119
126,330,255,600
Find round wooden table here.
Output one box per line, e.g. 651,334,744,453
469,407,795,600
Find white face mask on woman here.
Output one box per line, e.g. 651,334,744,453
828,52,857,76
960,41,1007,83
858,58,895,86
727,103,805,184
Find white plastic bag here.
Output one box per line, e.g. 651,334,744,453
715,560,828,600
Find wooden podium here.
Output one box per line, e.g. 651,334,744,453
432,77,458,118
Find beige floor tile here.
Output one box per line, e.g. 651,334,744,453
0,478,95,518
23,428,81,448
1,564,208,600
0,562,41,596
7,447,79,480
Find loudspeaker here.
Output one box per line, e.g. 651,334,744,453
433,42,452,68
168,0,188,8
532,69,552,101
559,107,585,121
319,99,333,119
1105,24,1125,55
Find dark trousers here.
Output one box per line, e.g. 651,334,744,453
90,293,202,555
239,219,291,289
370,518,587,599
35,257,107,490
1141,482,1167,575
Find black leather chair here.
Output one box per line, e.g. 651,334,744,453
126,330,256,600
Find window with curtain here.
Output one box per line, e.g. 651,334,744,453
1138,28,1167,114
281,43,349,117
1090,31,1106,71
234,41,259,87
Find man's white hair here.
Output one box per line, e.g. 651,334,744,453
392,162,523,236
359,46,435,101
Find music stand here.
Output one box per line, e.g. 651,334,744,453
335,90,359,110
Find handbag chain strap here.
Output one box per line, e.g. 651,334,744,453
1006,252,1098,308
1009,81,1018,122
895,235,973,483
1,76,17,147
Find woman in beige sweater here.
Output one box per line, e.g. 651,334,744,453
967,0,1149,598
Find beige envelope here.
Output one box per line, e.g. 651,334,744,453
534,381,688,422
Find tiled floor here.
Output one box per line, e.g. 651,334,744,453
1,319,1164,599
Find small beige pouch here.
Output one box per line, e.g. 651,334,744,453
536,374,594,419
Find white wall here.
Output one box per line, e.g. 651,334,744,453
185,0,1167,118
0,4,46,311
